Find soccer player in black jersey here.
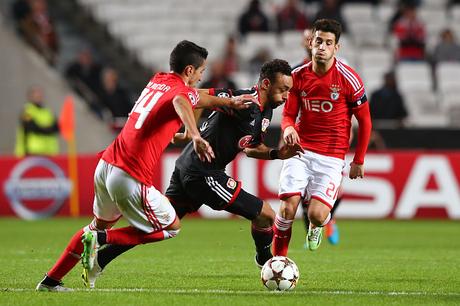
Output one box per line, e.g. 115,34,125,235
82,59,303,287
167,59,303,267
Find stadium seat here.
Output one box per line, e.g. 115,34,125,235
396,62,433,94
436,62,460,95
403,89,449,127
342,3,375,23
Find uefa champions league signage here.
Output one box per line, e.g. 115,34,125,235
4,157,72,220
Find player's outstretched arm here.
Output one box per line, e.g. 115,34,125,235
244,143,304,160
172,96,215,162
197,89,256,110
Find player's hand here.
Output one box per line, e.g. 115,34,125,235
349,162,364,179
192,136,215,163
230,94,258,110
171,131,191,144
278,143,304,159
283,126,300,145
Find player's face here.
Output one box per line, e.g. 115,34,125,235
311,31,339,64
187,61,207,87
267,73,293,109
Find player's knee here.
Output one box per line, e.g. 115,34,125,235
308,205,330,226
254,201,275,227
166,216,181,231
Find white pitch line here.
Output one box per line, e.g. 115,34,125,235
2,288,460,297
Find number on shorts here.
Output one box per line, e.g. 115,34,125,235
131,89,164,129
326,182,338,200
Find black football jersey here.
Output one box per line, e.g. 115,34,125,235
175,87,273,174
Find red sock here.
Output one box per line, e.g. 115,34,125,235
272,215,293,256
106,226,168,245
47,229,84,281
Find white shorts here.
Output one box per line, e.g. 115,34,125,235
278,150,345,209
92,159,176,233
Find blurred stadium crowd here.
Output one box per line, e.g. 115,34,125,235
3,0,460,151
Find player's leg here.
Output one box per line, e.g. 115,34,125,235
100,165,181,245
222,184,275,268
80,164,179,288
325,196,341,245
36,160,120,291
273,155,309,256
301,201,310,249
272,195,302,256
306,153,345,251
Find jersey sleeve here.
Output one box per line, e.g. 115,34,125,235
177,87,200,109
281,72,301,131
345,69,368,109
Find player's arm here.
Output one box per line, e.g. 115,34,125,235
197,89,256,110
350,96,372,179
244,143,304,160
172,108,203,144
172,95,214,162
281,84,301,145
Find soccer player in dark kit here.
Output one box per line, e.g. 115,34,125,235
82,59,304,288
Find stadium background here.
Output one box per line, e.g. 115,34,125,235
0,0,459,220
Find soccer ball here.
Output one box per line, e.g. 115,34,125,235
260,256,299,291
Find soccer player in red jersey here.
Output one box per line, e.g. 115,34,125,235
272,19,372,256
36,40,254,291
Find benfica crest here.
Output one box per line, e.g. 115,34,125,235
330,84,341,100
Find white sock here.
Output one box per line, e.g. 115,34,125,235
320,213,331,227
274,214,293,231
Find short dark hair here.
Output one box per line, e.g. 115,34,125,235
169,40,208,73
312,19,342,43
259,59,292,83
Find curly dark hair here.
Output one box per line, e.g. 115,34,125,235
259,59,292,83
169,40,208,73
312,19,342,43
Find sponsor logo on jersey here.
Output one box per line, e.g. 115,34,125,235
238,135,253,149
330,84,341,100
304,100,334,113
226,178,237,189
250,119,255,126
261,118,270,132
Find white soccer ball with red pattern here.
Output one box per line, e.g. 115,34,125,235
260,256,299,291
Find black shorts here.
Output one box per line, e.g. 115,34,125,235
165,167,263,220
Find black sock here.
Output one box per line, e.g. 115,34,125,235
40,274,60,287
302,203,310,234
96,231,107,246
331,197,341,217
97,244,135,269
251,224,273,262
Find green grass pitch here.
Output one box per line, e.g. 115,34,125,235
0,218,459,305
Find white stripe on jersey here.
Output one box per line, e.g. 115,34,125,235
292,62,312,74
205,177,232,202
336,60,361,91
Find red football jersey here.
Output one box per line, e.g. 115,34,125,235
282,58,367,160
102,72,199,186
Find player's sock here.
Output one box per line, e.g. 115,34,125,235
301,203,310,234
272,214,293,256
330,197,341,217
47,229,84,281
97,244,135,269
106,226,174,245
251,223,273,266
321,213,331,226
